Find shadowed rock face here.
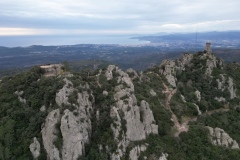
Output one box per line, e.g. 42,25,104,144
207,126,239,149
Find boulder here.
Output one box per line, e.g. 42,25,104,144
29,137,41,159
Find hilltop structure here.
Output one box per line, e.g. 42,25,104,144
40,64,64,77
205,41,212,54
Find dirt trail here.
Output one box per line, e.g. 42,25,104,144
162,81,229,137
162,82,187,136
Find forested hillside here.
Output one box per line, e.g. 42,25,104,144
0,52,240,160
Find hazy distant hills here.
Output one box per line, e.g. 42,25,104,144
132,31,240,42
1,31,240,77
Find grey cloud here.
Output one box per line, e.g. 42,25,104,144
0,0,240,34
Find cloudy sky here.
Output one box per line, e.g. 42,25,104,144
0,0,239,45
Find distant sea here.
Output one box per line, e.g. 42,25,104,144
0,35,149,47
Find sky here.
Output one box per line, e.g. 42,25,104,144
0,0,240,46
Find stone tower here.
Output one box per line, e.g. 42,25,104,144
205,41,212,54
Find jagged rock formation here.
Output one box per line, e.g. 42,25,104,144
61,86,93,160
160,60,177,87
214,97,226,102
129,144,147,160
150,89,157,96
160,53,224,87
105,65,158,159
29,137,41,159
159,153,168,160
41,109,61,160
40,105,46,112
55,78,74,106
216,74,236,99
41,78,93,160
205,54,218,75
2,51,240,160
195,90,201,101
180,94,186,103
105,65,116,80
159,54,194,88
14,90,26,104
207,126,239,149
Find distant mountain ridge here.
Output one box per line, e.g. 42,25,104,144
132,31,240,42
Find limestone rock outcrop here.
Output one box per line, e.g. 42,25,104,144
106,66,158,159
159,54,194,88
195,90,201,101
41,109,61,160
207,126,239,149
159,153,168,160
216,75,236,99
160,60,177,87
14,90,26,104
42,78,93,160
29,137,41,159
55,78,74,106
150,89,157,96
228,77,236,99
129,145,147,160
205,54,217,75
214,97,226,102
61,88,92,160
105,65,116,80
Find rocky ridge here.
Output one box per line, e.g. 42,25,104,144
105,65,158,159
41,77,93,160
207,126,239,149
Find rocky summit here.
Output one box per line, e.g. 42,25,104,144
0,52,240,160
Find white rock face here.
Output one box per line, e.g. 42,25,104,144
160,60,177,87
159,153,168,160
181,94,186,103
150,89,157,96
42,80,93,160
228,77,236,99
14,90,26,104
159,54,193,88
129,145,147,160
195,90,201,101
214,97,226,102
126,68,139,79
103,90,108,96
41,109,61,160
29,137,41,159
61,89,93,160
55,78,74,106
193,103,202,115
105,65,116,80
205,54,217,75
108,66,158,159
40,105,46,112
216,75,236,99
207,126,239,149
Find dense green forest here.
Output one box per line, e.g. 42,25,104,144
0,53,240,160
